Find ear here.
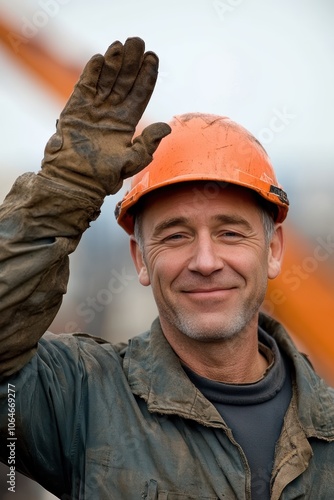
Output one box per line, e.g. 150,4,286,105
267,225,284,280
129,236,151,287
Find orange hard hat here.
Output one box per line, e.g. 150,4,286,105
115,113,289,234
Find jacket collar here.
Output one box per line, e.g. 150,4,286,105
123,317,226,427
123,314,334,438
259,313,334,439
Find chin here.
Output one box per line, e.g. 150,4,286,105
178,320,243,342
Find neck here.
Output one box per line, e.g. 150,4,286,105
161,321,268,384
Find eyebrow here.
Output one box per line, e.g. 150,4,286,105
153,217,189,237
152,214,253,237
212,214,253,232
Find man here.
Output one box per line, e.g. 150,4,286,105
0,37,333,500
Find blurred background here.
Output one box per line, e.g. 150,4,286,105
0,0,333,498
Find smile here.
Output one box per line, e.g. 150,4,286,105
183,288,236,299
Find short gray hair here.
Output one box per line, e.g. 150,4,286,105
259,206,276,246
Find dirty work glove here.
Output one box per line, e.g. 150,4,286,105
40,37,171,198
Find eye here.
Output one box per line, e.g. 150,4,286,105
164,233,185,241
162,232,190,244
219,230,244,242
223,231,239,237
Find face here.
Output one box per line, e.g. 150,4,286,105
130,182,283,343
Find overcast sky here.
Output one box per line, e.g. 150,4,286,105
1,0,333,174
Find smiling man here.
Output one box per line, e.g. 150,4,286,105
0,38,334,500
130,180,282,383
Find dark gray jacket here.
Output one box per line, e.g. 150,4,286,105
0,173,334,499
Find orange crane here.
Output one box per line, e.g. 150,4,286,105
266,226,334,385
0,16,79,101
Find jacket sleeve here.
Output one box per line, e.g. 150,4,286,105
0,172,103,379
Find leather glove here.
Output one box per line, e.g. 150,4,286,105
40,37,171,198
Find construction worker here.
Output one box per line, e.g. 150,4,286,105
0,37,333,500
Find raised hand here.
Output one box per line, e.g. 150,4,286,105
40,37,171,197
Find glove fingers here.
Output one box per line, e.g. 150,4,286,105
110,37,145,104
76,54,105,96
97,41,124,99
121,122,171,179
125,52,160,125
137,122,172,155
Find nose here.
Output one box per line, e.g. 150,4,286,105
188,233,224,276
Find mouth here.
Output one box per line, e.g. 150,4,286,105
183,288,236,299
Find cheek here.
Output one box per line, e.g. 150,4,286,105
255,251,272,285
147,249,185,288
229,248,268,283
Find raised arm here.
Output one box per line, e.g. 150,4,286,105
0,37,170,379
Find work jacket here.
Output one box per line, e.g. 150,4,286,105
0,173,334,499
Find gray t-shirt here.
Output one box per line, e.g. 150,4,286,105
183,327,292,500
